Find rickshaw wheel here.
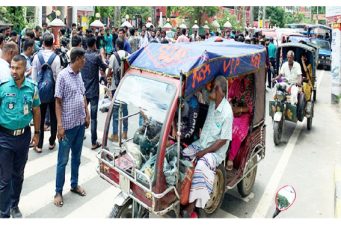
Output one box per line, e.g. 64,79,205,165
307,102,314,130
273,121,282,146
237,155,257,197
109,199,149,218
313,90,317,102
198,164,226,217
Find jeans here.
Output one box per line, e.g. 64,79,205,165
38,101,57,148
112,104,128,135
55,124,85,194
86,96,99,145
0,128,30,218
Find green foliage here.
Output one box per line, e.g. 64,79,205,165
311,6,325,14
0,6,27,31
168,6,219,26
266,6,286,27
121,6,152,22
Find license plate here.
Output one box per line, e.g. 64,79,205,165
119,174,130,194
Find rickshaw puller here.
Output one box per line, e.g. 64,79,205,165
272,50,303,105
181,76,233,217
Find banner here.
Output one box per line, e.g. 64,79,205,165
331,26,341,103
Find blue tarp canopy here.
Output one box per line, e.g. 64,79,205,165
128,41,266,96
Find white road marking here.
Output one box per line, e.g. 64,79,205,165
252,70,325,218
65,186,120,218
21,146,98,217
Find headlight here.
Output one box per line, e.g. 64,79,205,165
321,56,325,59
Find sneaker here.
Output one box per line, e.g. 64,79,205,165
10,207,22,218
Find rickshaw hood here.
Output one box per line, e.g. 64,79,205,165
127,42,266,96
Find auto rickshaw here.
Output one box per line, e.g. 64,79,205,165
270,42,317,145
97,40,267,218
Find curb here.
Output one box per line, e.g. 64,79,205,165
335,165,341,218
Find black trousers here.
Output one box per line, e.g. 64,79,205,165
268,58,276,88
38,101,57,148
0,128,31,218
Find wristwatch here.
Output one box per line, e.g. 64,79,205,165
34,130,40,134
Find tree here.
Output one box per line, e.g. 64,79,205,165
0,6,27,31
168,6,219,26
266,6,286,27
217,12,243,32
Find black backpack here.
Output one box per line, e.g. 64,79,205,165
37,53,57,103
113,51,128,87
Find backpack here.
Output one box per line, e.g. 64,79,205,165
37,52,57,103
113,51,128,87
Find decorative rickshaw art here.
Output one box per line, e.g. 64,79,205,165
97,39,267,218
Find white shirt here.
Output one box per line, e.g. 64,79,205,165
108,50,130,90
280,61,302,84
0,58,11,82
31,49,62,82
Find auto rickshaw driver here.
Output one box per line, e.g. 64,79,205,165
272,50,303,106
181,76,233,217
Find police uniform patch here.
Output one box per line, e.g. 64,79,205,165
8,102,14,110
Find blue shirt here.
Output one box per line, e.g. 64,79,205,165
268,42,277,59
0,78,40,130
81,49,108,99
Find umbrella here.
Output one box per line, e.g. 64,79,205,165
192,24,199,29
121,21,132,28
212,20,220,28
49,18,65,27
163,22,172,29
90,19,104,28
179,24,187,29
223,21,232,28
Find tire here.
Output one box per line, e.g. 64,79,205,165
237,155,258,197
109,199,149,218
198,164,226,217
273,121,282,146
313,90,317,102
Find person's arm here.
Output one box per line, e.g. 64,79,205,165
55,75,65,140
84,96,90,128
31,55,38,82
31,87,41,146
196,139,227,159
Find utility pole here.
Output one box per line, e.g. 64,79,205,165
263,6,266,28
258,6,261,28
250,6,254,27
242,6,246,30
114,6,121,27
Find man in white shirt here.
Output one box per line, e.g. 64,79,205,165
20,39,35,78
0,42,18,82
273,50,302,105
176,28,190,43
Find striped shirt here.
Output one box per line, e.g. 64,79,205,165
55,65,86,130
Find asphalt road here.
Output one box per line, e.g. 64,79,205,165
20,69,341,218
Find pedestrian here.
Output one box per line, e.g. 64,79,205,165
117,28,132,53
128,28,140,53
267,37,277,88
176,28,190,43
0,42,19,82
107,38,130,142
104,28,114,59
31,33,62,153
149,29,160,43
0,55,41,218
81,36,107,150
54,47,90,207
67,34,82,63
21,39,35,78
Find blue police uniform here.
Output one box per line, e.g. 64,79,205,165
0,77,40,218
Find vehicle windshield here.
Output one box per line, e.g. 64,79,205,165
311,39,330,50
106,74,177,184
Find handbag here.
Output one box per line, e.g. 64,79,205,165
180,158,196,205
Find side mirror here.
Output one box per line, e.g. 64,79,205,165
272,185,296,218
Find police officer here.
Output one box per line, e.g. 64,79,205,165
0,55,41,218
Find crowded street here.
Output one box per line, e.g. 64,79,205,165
0,5,341,220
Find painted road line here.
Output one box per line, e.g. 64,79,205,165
252,70,325,218
335,164,341,217
21,147,98,217
66,186,120,218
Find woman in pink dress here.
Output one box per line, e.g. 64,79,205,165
227,75,254,170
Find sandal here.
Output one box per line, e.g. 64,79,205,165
54,193,64,207
49,143,56,150
33,147,42,153
70,185,86,197
91,142,102,150
226,160,233,171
